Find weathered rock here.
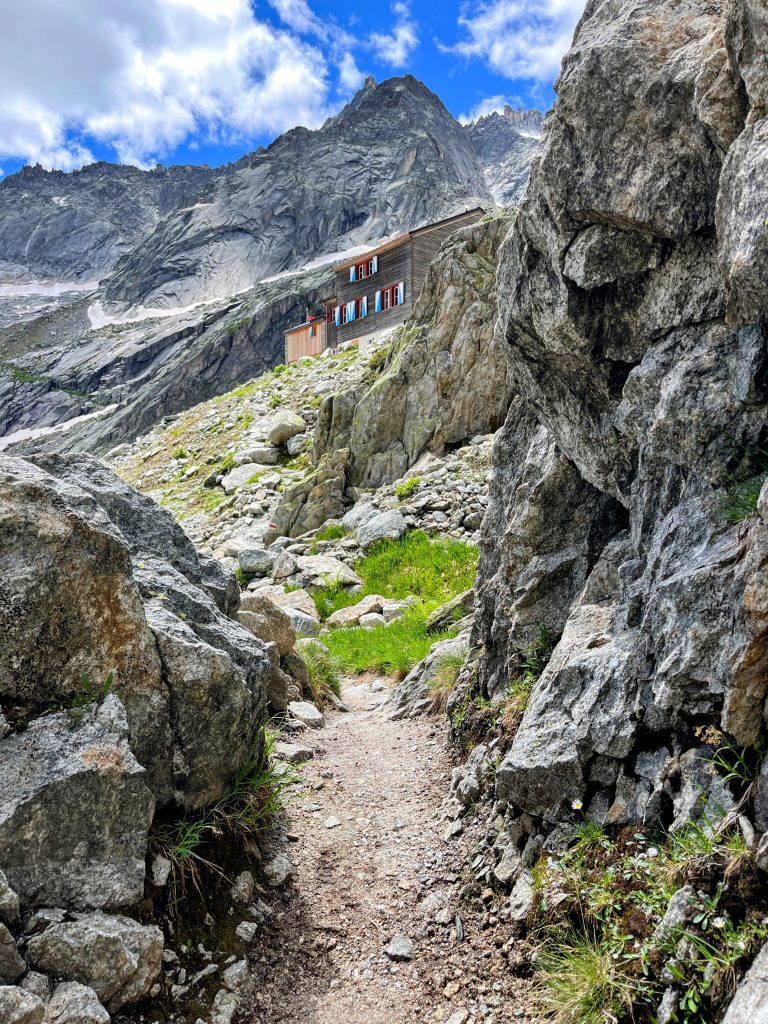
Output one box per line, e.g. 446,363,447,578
26,913,163,1012
271,547,298,581
0,871,20,926
0,987,45,1024
0,454,268,810
357,510,408,550
426,590,474,633
326,595,386,628
384,935,414,961
0,925,25,984
222,464,272,494
287,702,325,729
261,411,307,447
263,854,294,888
271,449,349,539
234,445,279,467
44,983,110,1024
262,588,319,620
0,697,153,911
340,502,379,533
388,635,469,721
239,593,296,656
237,548,276,577
295,554,362,588
721,941,768,1023
508,871,534,924
285,609,321,638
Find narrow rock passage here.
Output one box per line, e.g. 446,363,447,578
244,679,533,1024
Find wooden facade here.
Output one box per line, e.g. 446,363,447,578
326,207,485,349
284,318,326,363
285,208,486,359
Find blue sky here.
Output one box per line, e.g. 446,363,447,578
0,0,585,178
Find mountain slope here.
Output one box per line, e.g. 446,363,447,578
0,161,222,284
466,107,544,205
101,76,492,312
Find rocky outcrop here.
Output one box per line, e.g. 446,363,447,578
467,0,768,866
314,210,515,487
102,76,491,313
466,108,544,205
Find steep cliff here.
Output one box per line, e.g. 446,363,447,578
449,0,768,1017
466,107,544,205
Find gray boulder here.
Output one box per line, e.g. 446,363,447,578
357,510,408,550
239,593,296,656
261,410,307,447
26,913,163,1012
0,454,270,811
0,697,153,911
44,984,110,1024
0,987,45,1024
234,445,279,467
221,463,270,494
270,449,349,539
341,501,379,533
0,871,20,926
237,548,276,577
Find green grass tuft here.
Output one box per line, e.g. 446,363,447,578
394,476,422,501
300,644,342,706
314,524,345,542
323,611,453,678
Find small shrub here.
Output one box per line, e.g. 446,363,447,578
300,644,342,706
220,451,236,473
172,446,188,459
269,393,282,409
394,476,422,501
720,447,768,523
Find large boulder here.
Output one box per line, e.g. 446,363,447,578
357,510,408,550
721,942,768,1023
0,697,153,911
44,983,110,1024
26,913,163,1013
0,987,45,1024
0,454,269,810
239,593,296,656
270,449,349,538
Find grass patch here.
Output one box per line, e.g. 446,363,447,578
173,446,188,459
720,446,768,523
528,798,768,1024
150,724,297,904
317,531,477,676
323,610,454,678
537,930,639,1024
394,476,422,501
314,524,345,541
427,652,466,713
300,644,342,706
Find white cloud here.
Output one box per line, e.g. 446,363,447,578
0,0,333,170
368,2,419,68
268,0,325,36
338,53,367,94
448,0,585,81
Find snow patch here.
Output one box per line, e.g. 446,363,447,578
0,404,119,452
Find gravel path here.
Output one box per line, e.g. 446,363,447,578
242,679,534,1024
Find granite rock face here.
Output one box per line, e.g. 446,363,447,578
0,453,269,809
467,0,768,873
314,211,516,487
466,107,544,205
0,161,220,284
26,913,163,1012
0,697,153,912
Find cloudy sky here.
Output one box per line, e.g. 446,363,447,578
0,0,586,177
